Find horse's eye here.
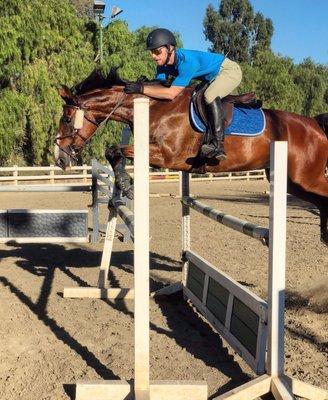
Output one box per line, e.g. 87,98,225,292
62,116,71,124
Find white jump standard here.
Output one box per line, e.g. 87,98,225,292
63,163,134,297
176,142,326,400
74,98,207,400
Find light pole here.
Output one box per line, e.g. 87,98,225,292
93,1,105,64
93,1,123,65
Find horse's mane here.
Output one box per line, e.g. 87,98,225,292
72,67,126,95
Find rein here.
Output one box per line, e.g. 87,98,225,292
55,93,126,160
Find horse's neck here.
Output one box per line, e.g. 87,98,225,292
90,87,192,124
82,88,133,123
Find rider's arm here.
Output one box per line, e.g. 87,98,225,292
143,56,198,100
145,55,199,100
143,85,184,100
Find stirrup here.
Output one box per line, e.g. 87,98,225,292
200,143,227,160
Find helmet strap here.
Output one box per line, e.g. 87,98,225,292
164,45,174,65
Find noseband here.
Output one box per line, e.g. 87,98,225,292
55,93,126,161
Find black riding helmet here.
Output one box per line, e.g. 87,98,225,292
146,28,177,50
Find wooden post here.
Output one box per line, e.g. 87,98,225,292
13,165,18,185
267,141,287,377
134,98,150,399
50,165,55,184
83,164,87,183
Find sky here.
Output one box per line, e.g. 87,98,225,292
103,0,328,65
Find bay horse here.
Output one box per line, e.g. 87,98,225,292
55,69,328,246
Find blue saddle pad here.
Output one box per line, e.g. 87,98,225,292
190,102,266,136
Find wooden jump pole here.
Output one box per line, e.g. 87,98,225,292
134,97,150,397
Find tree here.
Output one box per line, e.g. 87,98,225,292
0,0,185,167
70,0,93,19
0,0,95,165
240,50,303,112
293,58,328,116
203,0,273,63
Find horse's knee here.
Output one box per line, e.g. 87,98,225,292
105,145,125,167
105,145,118,161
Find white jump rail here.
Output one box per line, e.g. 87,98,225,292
68,98,207,400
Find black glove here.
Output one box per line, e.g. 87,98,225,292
124,82,144,94
137,75,149,83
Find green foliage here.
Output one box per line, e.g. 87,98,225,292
240,51,303,112
0,89,28,165
0,0,326,166
69,0,93,19
0,0,94,165
293,58,328,115
239,51,328,115
204,1,327,116
203,0,273,63
102,21,154,79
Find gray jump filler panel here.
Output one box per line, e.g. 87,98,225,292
184,250,268,375
0,209,88,243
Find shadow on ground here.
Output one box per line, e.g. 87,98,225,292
0,241,325,399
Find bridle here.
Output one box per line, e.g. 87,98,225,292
55,93,126,161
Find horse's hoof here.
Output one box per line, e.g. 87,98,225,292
123,186,134,200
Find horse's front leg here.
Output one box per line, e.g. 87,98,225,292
105,145,134,199
105,142,172,199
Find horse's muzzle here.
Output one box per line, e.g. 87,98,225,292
54,147,75,170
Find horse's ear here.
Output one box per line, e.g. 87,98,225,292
58,85,73,103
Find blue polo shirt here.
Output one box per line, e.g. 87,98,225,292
156,48,225,87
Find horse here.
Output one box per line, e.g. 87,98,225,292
55,69,328,246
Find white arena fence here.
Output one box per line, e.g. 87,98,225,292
0,164,266,186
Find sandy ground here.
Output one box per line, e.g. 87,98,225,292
0,179,327,400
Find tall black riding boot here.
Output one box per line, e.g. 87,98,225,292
200,97,227,160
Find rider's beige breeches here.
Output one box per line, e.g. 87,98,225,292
204,58,242,103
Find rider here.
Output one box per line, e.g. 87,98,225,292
124,28,242,160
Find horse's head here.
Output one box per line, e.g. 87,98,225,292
55,68,129,170
54,85,99,169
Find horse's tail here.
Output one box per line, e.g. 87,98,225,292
314,113,328,139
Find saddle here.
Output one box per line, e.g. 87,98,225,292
192,82,262,129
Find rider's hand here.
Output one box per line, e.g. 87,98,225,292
137,76,149,83
124,82,144,94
